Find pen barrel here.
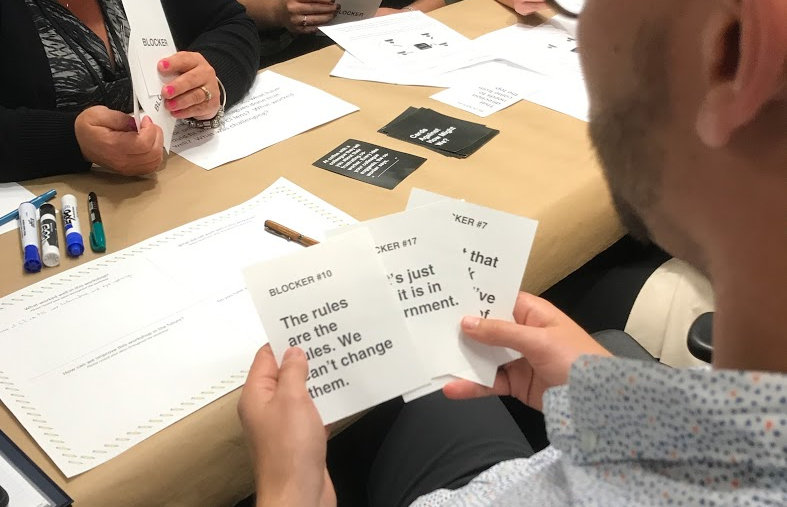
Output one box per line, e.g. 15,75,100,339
39,203,60,268
88,192,102,223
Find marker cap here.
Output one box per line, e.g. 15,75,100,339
42,247,60,268
23,245,42,273
66,232,84,257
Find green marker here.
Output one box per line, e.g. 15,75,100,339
88,192,106,253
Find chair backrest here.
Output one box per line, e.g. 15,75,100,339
687,312,714,363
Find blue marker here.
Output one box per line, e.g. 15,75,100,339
18,202,42,273
61,195,84,257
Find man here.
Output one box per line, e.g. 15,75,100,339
238,0,787,505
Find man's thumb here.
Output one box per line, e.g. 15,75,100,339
278,347,309,390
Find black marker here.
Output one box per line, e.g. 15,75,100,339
39,203,60,267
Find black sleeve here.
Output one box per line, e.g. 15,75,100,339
0,107,90,183
164,0,260,109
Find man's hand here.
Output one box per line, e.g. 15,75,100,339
75,106,164,176
278,0,339,34
159,52,221,121
444,292,611,411
238,346,336,507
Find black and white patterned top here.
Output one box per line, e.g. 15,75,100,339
413,355,787,507
25,0,132,113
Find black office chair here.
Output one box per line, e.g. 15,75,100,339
687,312,714,363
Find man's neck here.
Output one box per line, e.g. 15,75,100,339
711,242,787,373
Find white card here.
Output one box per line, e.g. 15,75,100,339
121,0,177,97
243,229,429,424
400,190,539,399
325,0,383,26
327,203,499,384
128,36,176,152
431,83,524,118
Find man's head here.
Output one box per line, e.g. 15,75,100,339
578,0,787,276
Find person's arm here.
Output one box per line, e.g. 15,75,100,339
239,0,339,36
0,106,165,183
164,0,260,110
0,107,91,183
236,0,284,29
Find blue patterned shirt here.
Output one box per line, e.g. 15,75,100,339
413,356,787,507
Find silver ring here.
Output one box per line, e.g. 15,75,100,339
302,15,308,27
200,85,213,103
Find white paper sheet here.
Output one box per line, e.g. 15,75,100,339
430,80,527,118
171,71,359,170
320,12,494,74
0,183,35,236
475,23,589,121
0,179,355,477
244,229,429,424
0,453,51,507
120,0,177,97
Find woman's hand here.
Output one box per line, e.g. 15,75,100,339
158,52,221,121
277,0,340,34
75,106,163,176
238,346,336,507
512,0,547,15
444,292,611,411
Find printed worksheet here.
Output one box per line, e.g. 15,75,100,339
171,72,359,169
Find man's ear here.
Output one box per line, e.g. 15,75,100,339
696,0,787,148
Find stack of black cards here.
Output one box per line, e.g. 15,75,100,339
379,107,499,158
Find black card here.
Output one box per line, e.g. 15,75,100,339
314,140,427,190
379,108,498,158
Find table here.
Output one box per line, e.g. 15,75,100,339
0,1,623,505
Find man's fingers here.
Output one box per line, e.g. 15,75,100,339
442,379,495,400
278,347,310,393
462,315,551,358
158,52,202,76
443,369,512,399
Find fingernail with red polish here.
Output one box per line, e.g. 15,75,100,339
165,85,175,97
160,59,170,70
167,100,177,110
128,117,137,131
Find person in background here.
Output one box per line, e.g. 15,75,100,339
237,0,787,506
0,0,259,183
239,0,460,66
